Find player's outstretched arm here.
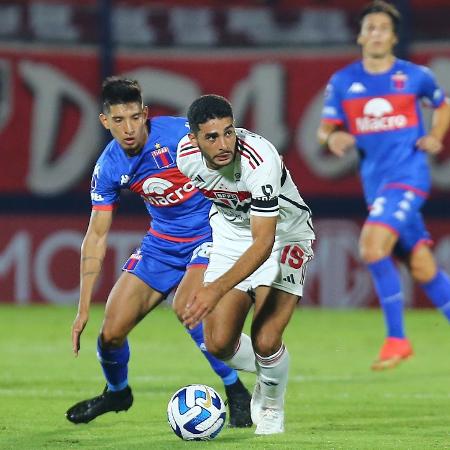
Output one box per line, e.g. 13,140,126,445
72,209,113,355
182,215,277,329
416,101,450,155
317,121,355,157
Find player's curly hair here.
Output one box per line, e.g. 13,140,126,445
187,94,233,134
359,1,401,36
101,77,143,113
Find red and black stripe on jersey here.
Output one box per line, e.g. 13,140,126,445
237,138,264,169
178,142,200,158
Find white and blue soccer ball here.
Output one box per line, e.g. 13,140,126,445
167,384,226,441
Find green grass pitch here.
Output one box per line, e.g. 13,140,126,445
0,304,449,449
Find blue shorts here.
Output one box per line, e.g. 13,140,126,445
122,232,212,296
366,187,431,254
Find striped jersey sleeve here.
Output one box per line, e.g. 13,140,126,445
237,130,282,218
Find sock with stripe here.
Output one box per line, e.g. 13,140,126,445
256,344,289,410
223,333,257,373
97,337,130,392
420,270,450,321
367,256,405,338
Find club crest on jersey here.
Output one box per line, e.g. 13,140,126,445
391,72,407,90
151,145,174,169
215,192,239,202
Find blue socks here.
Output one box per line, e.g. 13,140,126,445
421,270,450,321
367,257,405,338
188,323,238,386
96,323,239,393
97,337,130,392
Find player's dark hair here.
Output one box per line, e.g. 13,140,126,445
101,77,143,113
187,94,233,134
359,1,401,36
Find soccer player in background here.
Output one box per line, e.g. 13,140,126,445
65,77,252,426
177,94,315,435
316,0,450,370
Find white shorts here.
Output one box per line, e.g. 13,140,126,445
204,235,314,297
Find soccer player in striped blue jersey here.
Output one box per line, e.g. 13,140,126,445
317,1,450,370
65,77,251,426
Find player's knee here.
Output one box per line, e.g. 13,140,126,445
252,331,281,357
172,302,183,321
359,242,388,264
99,328,127,349
409,253,437,283
204,334,233,360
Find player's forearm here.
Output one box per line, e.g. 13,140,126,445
430,102,450,142
77,233,108,314
210,237,274,297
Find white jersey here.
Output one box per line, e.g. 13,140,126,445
177,128,315,244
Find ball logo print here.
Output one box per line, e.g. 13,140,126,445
167,384,226,441
142,177,173,195
363,98,393,118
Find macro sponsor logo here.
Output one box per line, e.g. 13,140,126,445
356,98,407,133
141,176,196,206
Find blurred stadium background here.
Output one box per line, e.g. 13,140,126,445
1,0,450,308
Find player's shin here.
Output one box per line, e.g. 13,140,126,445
367,257,405,338
187,323,238,384
97,337,130,391
255,344,289,410
420,270,450,321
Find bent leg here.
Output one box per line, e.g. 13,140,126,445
360,223,406,338
173,266,253,427
252,287,297,406
408,244,450,321
66,272,163,424
251,287,298,434
99,272,164,391
202,288,255,371
173,266,237,384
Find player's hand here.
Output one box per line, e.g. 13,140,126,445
71,312,89,356
416,135,443,155
327,131,356,157
182,285,221,329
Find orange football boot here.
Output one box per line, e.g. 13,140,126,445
371,337,414,371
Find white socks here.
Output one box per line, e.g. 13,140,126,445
255,344,290,410
224,333,257,373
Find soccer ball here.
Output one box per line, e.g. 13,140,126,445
167,384,226,441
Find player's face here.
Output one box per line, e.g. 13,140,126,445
99,102,149,156
189,117,237,170
358,12,397,59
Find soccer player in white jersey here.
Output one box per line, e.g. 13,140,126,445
177,94,315,435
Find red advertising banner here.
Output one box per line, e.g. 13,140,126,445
1,215,449,307
1,45,450,198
